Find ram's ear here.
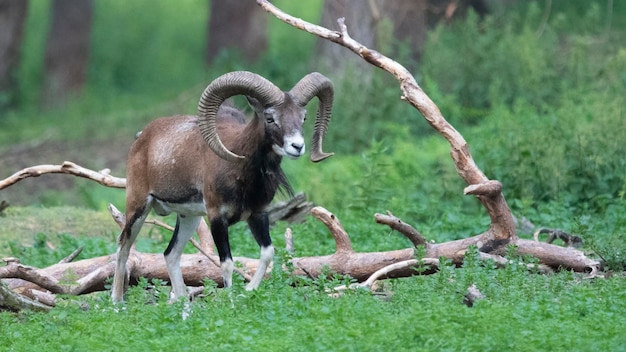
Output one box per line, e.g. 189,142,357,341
245,96,265,115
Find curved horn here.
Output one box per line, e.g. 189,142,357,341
197,71,284,162
289,72,335,162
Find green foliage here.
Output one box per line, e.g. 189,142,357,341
418,1,626,213
322,69,429,154
350,139,391,211
421,2,623,116
469,92,626,210
6,232,115,268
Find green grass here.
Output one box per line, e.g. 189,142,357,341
2,255,626,351
0,206,117,258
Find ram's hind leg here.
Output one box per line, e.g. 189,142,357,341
246,213,274,290
112,202,152,303
164,215,201,301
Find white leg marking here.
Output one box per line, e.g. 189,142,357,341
221,258,234,288
165,216,202,301
111,245,130,303
246,245,274,290
111,208,150,303
181,301,192,321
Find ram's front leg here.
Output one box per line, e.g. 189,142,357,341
246,212,274,290
210,217,234,288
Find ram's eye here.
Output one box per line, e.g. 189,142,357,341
265,114,275,124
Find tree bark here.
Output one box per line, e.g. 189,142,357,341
0,0,28,110
206,0,268,64
40,0,93,109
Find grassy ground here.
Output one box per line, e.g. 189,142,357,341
2,196,625,350
2,254,626,351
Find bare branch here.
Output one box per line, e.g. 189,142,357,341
533,228,582,248
311,206,353,253
0,161,126,190
58,246,83,264
108,203,126,228
195,218,215,255
374,211,427,247
464,180,503,197
255,1,600,275
29,289,56,307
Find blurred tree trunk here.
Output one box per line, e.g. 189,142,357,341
316,0,379,71
0,0,28,111
427,0,490,26
379,0,428,62
40,0,93,109
206,1,267,64
316,0,489,72
316,0,428,71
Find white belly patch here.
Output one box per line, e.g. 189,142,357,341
152,198,207,217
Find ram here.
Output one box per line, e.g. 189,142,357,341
111,71,334,302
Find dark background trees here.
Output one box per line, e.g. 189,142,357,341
206,1,268,64
40,0,93,109
0,0,28,110
316,0,489,71
0,0,490,111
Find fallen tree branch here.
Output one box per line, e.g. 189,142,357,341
257,0,515,251
1,201,599,311
0,161,127,190
374,211,427,247
0,259,66,294
311,207,353,253
107,203,254,284
1,281,51,312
